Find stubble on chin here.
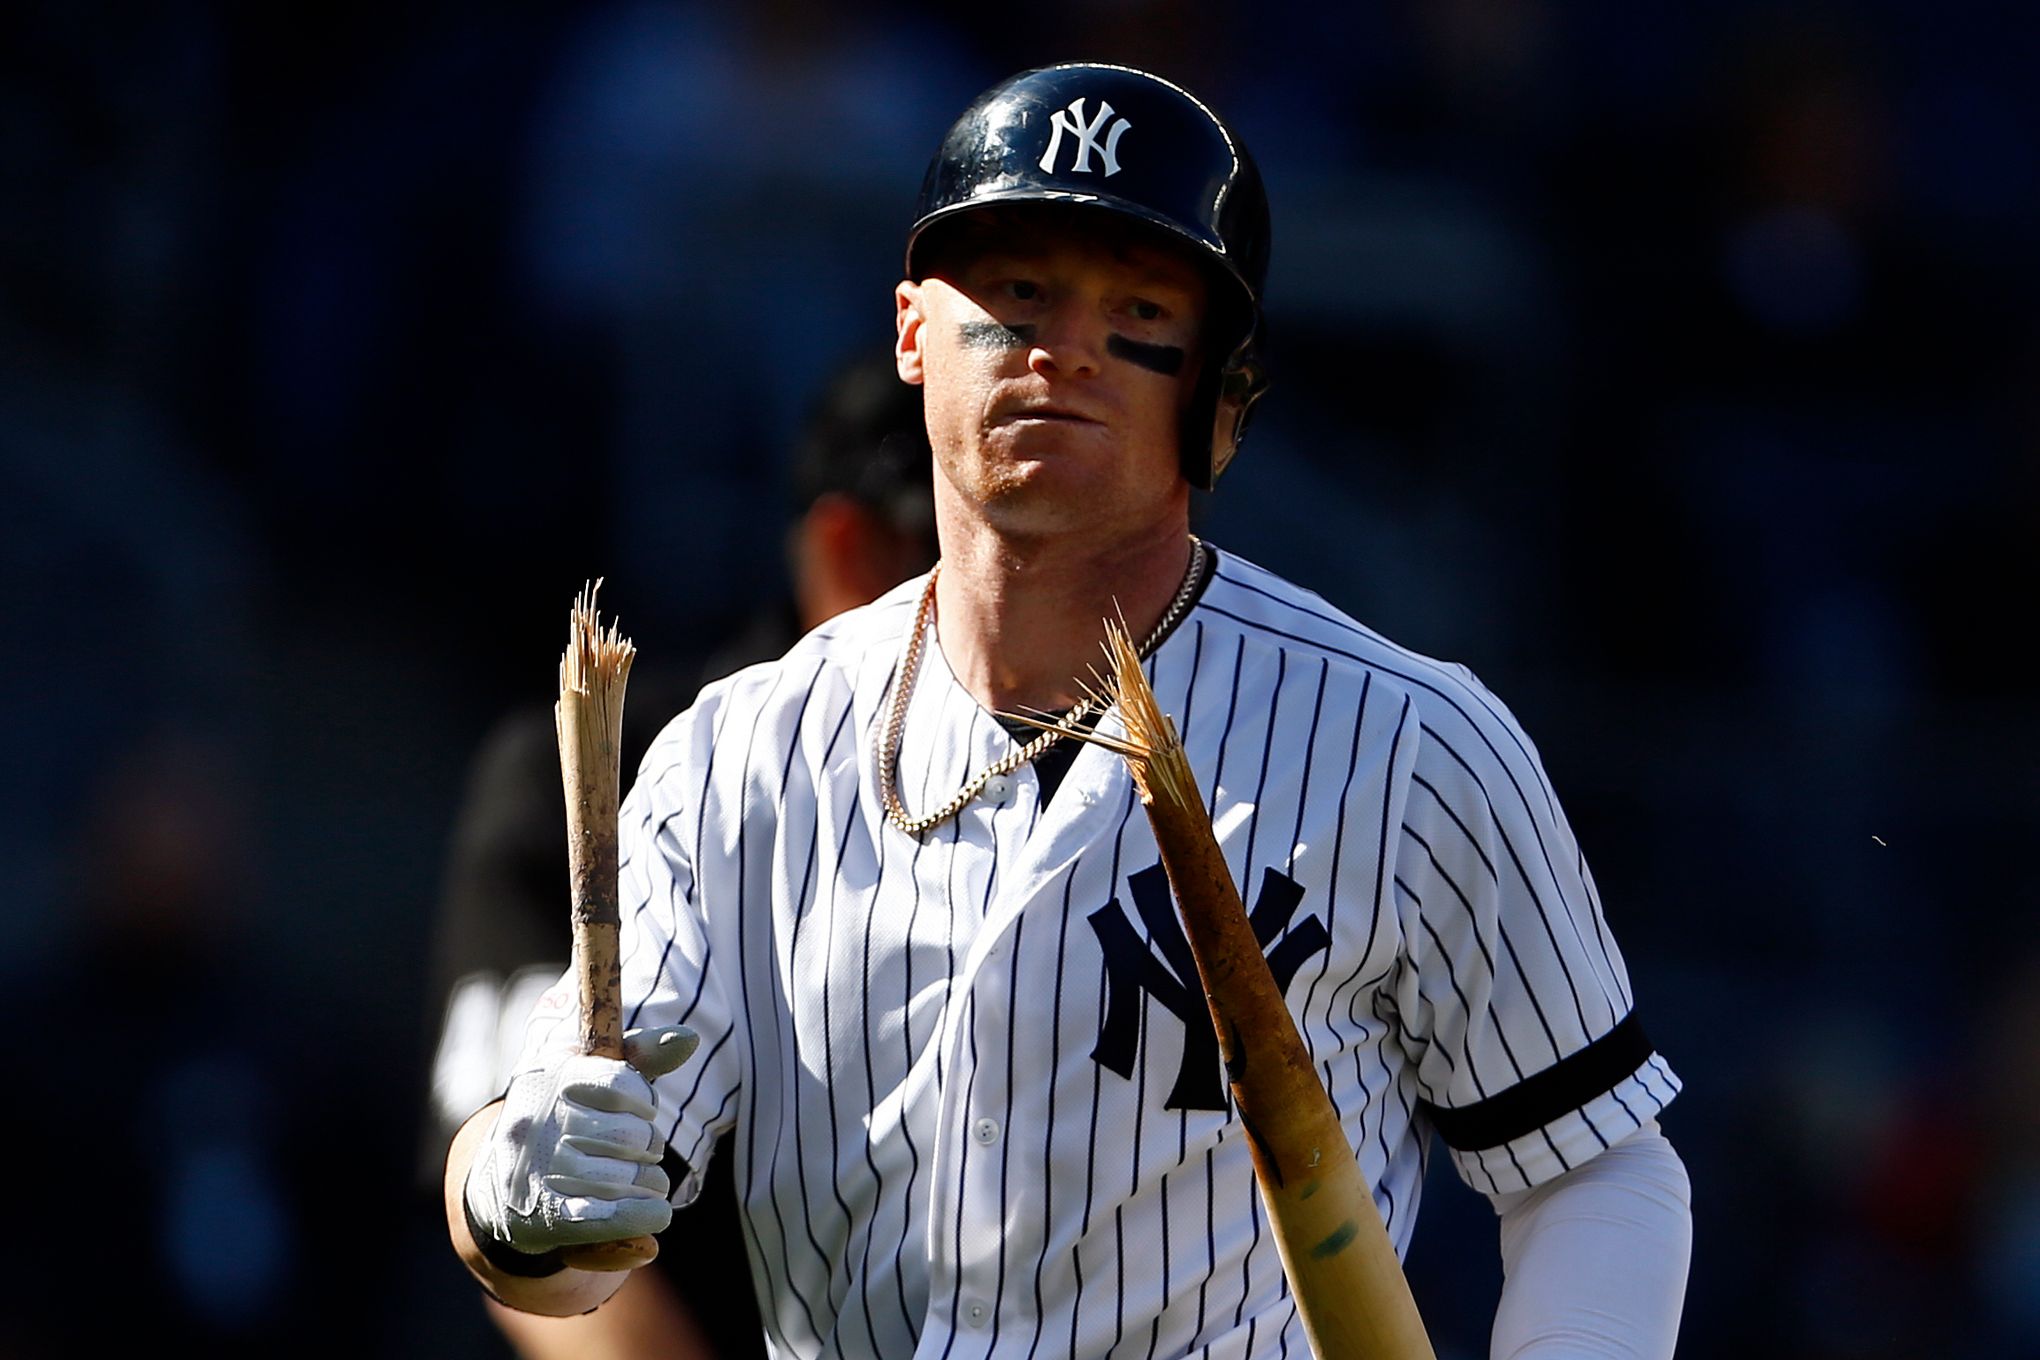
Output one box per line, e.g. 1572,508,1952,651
938,442,1075,540
974,449,1038,505
944,415,1042,506
959,463,1049,536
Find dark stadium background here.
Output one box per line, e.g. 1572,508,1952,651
4,3,2035,1355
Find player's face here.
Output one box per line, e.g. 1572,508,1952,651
895,213,1207,538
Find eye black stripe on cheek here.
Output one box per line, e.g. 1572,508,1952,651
958,321,1037,350
1107,334,1186,376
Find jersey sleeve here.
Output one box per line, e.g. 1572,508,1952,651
1386,677,1680,1195
512,717,745,1209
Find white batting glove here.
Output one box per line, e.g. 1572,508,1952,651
463,1025,698,1267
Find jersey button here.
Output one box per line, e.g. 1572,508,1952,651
972,1117,1001,1146
979,773,1014,805
964,1299,990,1328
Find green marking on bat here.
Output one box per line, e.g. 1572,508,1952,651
1310,1220,1358,1260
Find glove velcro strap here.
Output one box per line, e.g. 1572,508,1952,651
463,1192,568,1279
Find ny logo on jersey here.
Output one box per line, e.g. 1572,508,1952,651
1039,97,1131,178
1088,863,1330,1110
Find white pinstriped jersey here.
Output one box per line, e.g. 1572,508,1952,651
518,547,1680,1359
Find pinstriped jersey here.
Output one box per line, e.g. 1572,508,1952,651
517,547,1680,1359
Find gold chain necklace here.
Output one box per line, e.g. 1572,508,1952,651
879,536,1206,837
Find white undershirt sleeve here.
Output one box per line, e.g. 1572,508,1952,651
1485,1121,1693,1359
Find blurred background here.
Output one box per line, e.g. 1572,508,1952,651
3,1,2036,1355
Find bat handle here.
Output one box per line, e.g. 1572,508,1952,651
560,1237,660,1272
555,910,662,1272
555,594,651,1275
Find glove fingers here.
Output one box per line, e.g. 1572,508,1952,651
511,1194,673,1249
633,1160,671,1197
470,1038,687,1257
559,1100,658,1149
542,1182,677,1239
551,1137,660,1193
543,1172,671,1203
559,1065,659,1120
562,1132,663,1166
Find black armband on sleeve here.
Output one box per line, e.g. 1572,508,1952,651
1422,1012,1655,1151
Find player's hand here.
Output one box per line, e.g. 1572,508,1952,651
462,1025,699,1264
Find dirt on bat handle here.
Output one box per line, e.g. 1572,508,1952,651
560,680,627,1059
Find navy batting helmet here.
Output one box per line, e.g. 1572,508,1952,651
905,63,1271,490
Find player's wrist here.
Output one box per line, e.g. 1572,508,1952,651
461,1190,568,1278
460,1122,569,1277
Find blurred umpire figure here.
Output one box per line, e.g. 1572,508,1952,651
420,351,935,1360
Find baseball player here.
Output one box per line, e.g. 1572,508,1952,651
446,64,1694,1357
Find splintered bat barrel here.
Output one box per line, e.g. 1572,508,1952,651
1105,623,1434,1359
554,583,656,1274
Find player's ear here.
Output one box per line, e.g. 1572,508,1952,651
895,281,927,386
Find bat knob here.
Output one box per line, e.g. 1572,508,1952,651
559,1236,660,1272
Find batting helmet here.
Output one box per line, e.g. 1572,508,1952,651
905,63,1271,490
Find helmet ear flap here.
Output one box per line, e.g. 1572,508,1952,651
1183,324,1269,491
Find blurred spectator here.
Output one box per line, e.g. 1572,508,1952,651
512,0,980,642
1975,949,2040,1349
0,730,338,1357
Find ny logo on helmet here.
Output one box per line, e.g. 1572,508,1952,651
1040,98,1130,178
